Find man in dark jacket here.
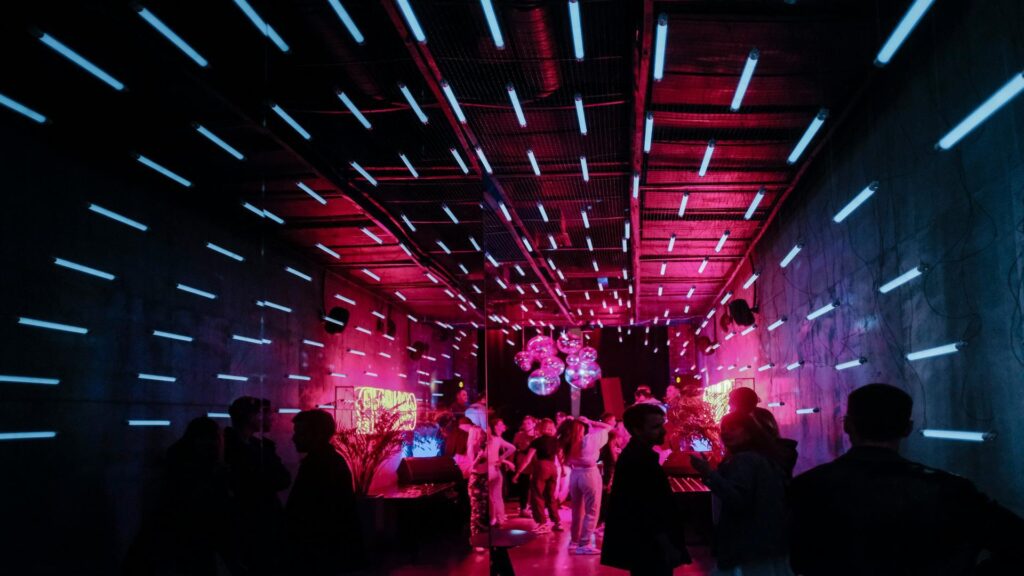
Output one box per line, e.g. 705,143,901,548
790,383,1024,576
601,403,690,576
287,410,362,574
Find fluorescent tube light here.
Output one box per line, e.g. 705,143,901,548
731,49,759,111
833,182,878,223
787,109,828,164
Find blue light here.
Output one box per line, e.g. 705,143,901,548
38,32,124,91
285,266,312,281
195,125,245,160
652,14,667,81
217,374,248,382
787,109,828,164
138,373,176,383
207,412,230,419
18,317,88,335
399,153,419,178
568,0,584,60
337,92,372,130
152,330,193,342
440,81,467,124
176,283,216,299
806,301,839,321
0,431,57,441
0,375,59,386
54,257,115,280
580,156,589,182
507,84,526,127
137,7,209,67
263,208,284,224
316,243,340,259
450,148,469,173
302,339,324,348
643,112,654,153
242,202,266,218
327,0,365,44
232,0,289,52
574,94,588,135
128,420,171,427
206,243,244,262
875,0,935,67
287,374,311,381
481,0,505,49
278,408,301,414
938,72,1024,150
349,161,378,186
731,49,759,111
833,182,878,223
89,203,148,231
398,83,429,124
396,0,427,43
137,154,192,187
270,103,311,140
879,265,926,293
232,334,264,345
297,182,326,205
259,300,292,313
475,147,493,174
698,140,715,177
744,187,765,220
780,244,802,268
0,92,46,123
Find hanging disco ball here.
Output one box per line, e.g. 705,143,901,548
556,331,584,355
514,350,535,372
576,360,602,389
564,364,583,388
527,335,557,359
541,355,565,377
528,368,560,396
565,352,582,367
578,346,599,363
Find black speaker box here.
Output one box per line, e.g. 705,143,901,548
729,299,756,326
397,456,462,485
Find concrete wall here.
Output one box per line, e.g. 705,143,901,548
704,0,1024,513
0,120,474,572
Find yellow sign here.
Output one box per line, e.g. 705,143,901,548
354,386,418,433
703,379,733,423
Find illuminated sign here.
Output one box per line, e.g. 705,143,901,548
703,379,733,422
354,386,417,434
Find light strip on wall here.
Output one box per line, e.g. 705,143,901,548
796,408,820,415
89,203,147,231
743,272,760,289
153,330,192,342
632,172,641,199
0,375,59,386
660,262,667,276
906,342,964,362
217,373,248,382
287,374,311,381
720,291,733,305
527,149,541,175
730,49,759,111
128,420,171,426
285,267,312,281
833,182,878,223
450,148,469,173
400,214,417,232
327,0,364,44
360,227,383,245
259,300,292,313
17,317,87,334
698,258,709,274
38,32,125,90
398,83,429,124
768,317,787,331
263,208,284,224
436,240,452,255
315,243,340,259
686,286,695,298
875,0,935,66
138,373,176,383
780,244,803,268
337,92,372,129
879,265,926,293
54,257,115,280
920,429,992,442
938,72,1024,150
232,335,264,345
137,7,208,67
568,0,584,60
205,243,244,262
698,140,715,177
806,301,839,321
574,94,588,135
580,156,589,181
440,81,467,123
136,155,191,187
786,361,804,371
0,431,57,440
207,412,230,419
480,0,505,48
787,109,828,164
396,0,427,43
361,268,381,281
270,104,311,140
498,202,512,221
507,84,526,126
678,193,689,218
232,0,289,52
741,324,756,336
0,92,46,123
475,146,493,174
195,125,244,160
302,339,324,348
335,294,356,305
835,357,867,371
744,187,766,220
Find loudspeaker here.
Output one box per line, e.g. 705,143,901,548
397,456,461,485
729,299,756,326
324,307,349,334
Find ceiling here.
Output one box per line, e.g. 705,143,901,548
3,0,896,329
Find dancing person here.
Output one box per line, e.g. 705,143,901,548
463,403,490,551
790,383,1024,576
562,415,613,555
691,412,791,575
555,416,575,507
512,418,563,534
597,413,621,531
487,416,516,527
602,403,690,575
513,416,538,518
633,385,662,407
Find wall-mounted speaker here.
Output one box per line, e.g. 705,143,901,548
729,299,756,326
324,307,349,334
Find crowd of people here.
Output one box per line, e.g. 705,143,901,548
478,383,1024,576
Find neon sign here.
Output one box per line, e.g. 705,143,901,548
354,386,417,434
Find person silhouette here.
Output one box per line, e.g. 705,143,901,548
286,409,362,575
790,383,1024,575
224,396,291,575
601,403,690,576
